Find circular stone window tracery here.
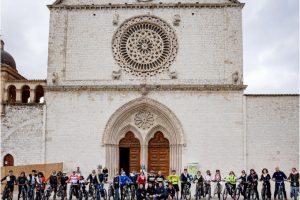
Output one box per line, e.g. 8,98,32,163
112,16,178,77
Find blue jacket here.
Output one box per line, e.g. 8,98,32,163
119,175,132,187
272,171,287,182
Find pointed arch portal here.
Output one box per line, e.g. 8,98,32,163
102,97,185,176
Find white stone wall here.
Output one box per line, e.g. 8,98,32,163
1,105,46,166
245,95,299,173
47,6,243,86
45,90,245,176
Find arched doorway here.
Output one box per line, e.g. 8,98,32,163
7,85,16,103
21,85,30,103
119,132,140,174
3,154,14,166
148,132,170,175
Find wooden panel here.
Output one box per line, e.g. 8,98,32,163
119,132,141,172
148,132,170,176
3,154,14,166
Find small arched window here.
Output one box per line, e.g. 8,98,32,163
7,85,16,103
21,85,30,103
35,85,44,103
3,154,14,166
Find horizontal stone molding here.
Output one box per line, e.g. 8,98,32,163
45,84,247,92
48,2,244,10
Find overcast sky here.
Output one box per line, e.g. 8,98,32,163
1,0,299,94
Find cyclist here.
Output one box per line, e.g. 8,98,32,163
136,183,146,200
260,168,271,199
1,170,17,199
58,172,68,198
103,167,109,183
96,170,106,198
193,171,204,197
137,171,147,187
237,170,247,197
46,170,59,199
129,170,139,190
155,182,166,200
180,169,191,198
155,171,165,188
247,169,259,200
36,172,46,197
17,172,27,200
166,183,176,200
204,170,212,198
113,172,120,200
27,170,37,187
86,169,98,193
167,170,180,199
213,169,222,196
224,171,237,195
287,167,299,199
146,182,156,199
68,171,80,199
272,167,287,200
148,170,156,185
119,171,132,200
79,176,88,197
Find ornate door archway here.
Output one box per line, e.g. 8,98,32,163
119,132,141,174
148,132,170,175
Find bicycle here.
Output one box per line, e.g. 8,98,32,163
27,184,36,200
78,182,88,200
244,182,258,200
222,182,235,200
121,183,131,200
233,181,245,200
44,184,53,200
288,180,299,200
107,183,114,200
212,180,222,200
19,184,28,200
2,184,13,200
95,183,107,200
69,184,79,200
181,182,191,200
88,184,96,200
204,182,212,200
275,181,285,200
261,181,270,200
194,181,204,200
35,184,45,200
57,184,67,200
130,183,136,200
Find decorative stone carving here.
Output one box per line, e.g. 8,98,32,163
112,70,121,80
112,16,178,77
134,110,154,129
173,14,181,26
232,71,239,84
168,71,177,79
140,84,149,96
112,14,119,26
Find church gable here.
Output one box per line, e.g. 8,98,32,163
52,0,241,6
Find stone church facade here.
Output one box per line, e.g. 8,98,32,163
1,0,299,177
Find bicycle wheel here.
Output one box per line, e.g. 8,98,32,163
261,187,266,200
103,189,108,200
233,187,240,200
23,189,28,200
207,186,211,200
222,188,228,200
278,188,283,200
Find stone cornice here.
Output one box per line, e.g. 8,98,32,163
47,2,244,10
45,84,247,92
244,94,299,97
5,79,47,83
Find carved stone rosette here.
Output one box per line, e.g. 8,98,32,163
112,16,178,77
134,110,154,129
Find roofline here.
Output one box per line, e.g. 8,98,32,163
48,2,244,10
244,94,299,97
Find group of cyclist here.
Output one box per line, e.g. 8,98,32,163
1,166,299,200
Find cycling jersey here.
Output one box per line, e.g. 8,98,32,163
225,175,236,185
87,174,98,184
167,175,179,185
68,175,80,184
155,175,165,183
1,175,16,186
147,175,156,184
119,175,132,187
180,173,190,182
46,175,58,185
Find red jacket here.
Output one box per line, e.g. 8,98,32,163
137,175,146,185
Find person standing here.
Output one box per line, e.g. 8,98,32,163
288,167,299,199
17,172,27,200
260,168,271,199
1,170,17,199
167,170,180,200
272,167,287,200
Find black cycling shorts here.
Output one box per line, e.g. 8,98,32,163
173,184,179,192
